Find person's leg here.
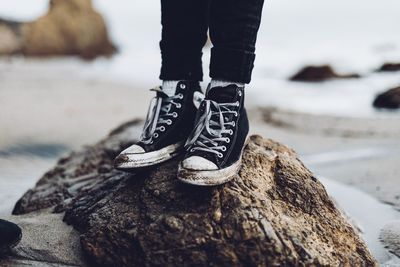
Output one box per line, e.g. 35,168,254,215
114,0,209,170
159,0,210,83
208,0,265,85
177,0,265,186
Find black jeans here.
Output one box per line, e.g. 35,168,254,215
159,0,265,84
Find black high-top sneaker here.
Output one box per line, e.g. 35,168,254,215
115,81,202,170
0,219,22,254
177,84,249,186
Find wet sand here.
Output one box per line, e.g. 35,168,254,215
0,59,152,150
2,211,85,267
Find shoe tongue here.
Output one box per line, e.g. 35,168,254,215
157,90,169,98
206,85,238,103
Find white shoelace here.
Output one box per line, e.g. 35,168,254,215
141,87,183,144
185,100,239,158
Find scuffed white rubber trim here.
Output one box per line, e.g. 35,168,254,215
177,137,249,186
115,142,182,169
177,159,242,186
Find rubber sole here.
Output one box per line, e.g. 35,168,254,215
177,159,242,186
177,138,248,186
115,142,182,170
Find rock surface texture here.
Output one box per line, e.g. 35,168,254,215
373,86,400,109
290,65,360,82
12,120,376,267
0,0,115,59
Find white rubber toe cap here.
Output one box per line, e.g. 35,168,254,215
182,156,218,171
121,144,145,154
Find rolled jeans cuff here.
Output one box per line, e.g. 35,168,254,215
159,50,204,81
209,47,255,84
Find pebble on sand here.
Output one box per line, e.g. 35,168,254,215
373,86,400,110
290,65,361,82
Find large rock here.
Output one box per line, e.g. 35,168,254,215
0,19,21,55
0,0,116,59
12,120,376,266
290,65,360,82
373,86,400,109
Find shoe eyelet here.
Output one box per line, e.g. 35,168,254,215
153,133,159,138
218,153,223,158
176,103,182,108
178,93,184,99
150,140,154,144
167,119,172,125
160,126,166,132
225,138,230,143
221,146,227,151
236,101,240,106
173,112,178,118
234,111,238,117
180,84,186,89
190,148,195,152
229,129,233,135
238,91,242,96
232,121,236,127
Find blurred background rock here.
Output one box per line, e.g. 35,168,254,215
0,0,115,59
